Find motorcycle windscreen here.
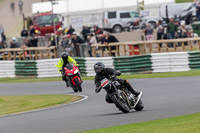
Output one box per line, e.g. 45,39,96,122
65,63,73,70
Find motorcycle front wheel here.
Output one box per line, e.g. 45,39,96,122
134,100,144,111
74,78,82,92
111,94,129,113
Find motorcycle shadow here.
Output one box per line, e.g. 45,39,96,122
94,109,147,117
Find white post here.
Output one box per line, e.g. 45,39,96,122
50,0,58,48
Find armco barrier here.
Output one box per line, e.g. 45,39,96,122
113,55,152,74
188,51,200,70
0,61,15,78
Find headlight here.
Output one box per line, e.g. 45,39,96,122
35,30,40,34
74,69,78,74
192,11,196,16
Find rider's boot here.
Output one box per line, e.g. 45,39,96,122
124,80,143,105
124,80,140,95
105,94,113,104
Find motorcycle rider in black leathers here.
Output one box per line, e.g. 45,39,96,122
94,62,143,103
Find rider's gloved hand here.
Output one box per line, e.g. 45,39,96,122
60,70,65,76
95,87,101,93
114,70,121,76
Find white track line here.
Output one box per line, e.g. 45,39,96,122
0,94,88,118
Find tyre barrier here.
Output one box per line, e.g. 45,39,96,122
0,51,200,78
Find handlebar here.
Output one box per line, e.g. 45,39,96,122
95,86,102,93
109,74,116,81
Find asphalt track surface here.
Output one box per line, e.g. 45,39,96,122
0,76,200,133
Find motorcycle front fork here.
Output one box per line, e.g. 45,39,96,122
78,72,83,83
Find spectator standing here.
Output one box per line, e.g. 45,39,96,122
144,24,154,41
178,21,188,38
0,24,4,36
23,39,32,59
30,34,38,47
94,25,103,35
0,41,5,49
196,2,200,21
156,20,164,47
0,24,5,45
48,34,59,47
61,34,72,56
87,33,100,57
1,32,7,45
10,1,15,16
25,39,32,47
21,27,28,38
81,25,90,42
71,32,84,57
10,37,19,48
0,33,2,43
67,26,75,35
177,21,188,46
30,25,36,36
104,32,119,57
18,0,23,15
167,17,178,47
98,34,106,44
10,37,20,58
0,41,6,59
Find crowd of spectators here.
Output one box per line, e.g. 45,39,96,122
1,14,197,60
143,17,193,48
58,25,119,57
0,24,7,52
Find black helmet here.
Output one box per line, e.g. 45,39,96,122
94,62,105,74
61,52,68,60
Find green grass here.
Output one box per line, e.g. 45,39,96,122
0,95,81,116
78,113,200,133
119,70,200,79
1,70,200,83
176,0,193,3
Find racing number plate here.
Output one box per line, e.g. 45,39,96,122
101,78,109,88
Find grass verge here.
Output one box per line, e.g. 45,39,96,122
0,95,81,116
1,70,200,83
176,0,193,3
78,112,200,133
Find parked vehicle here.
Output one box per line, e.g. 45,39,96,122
140,16,159,29
33,12,63,36
176,3,196,25
64,63,82,92
127,18,140,31
103,10,158,33
160,2,196,25
97,74,144,113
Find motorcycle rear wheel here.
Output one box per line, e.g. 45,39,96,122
74,78,82,92
111,94,129,113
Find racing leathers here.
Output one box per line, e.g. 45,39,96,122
94,68,140,103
